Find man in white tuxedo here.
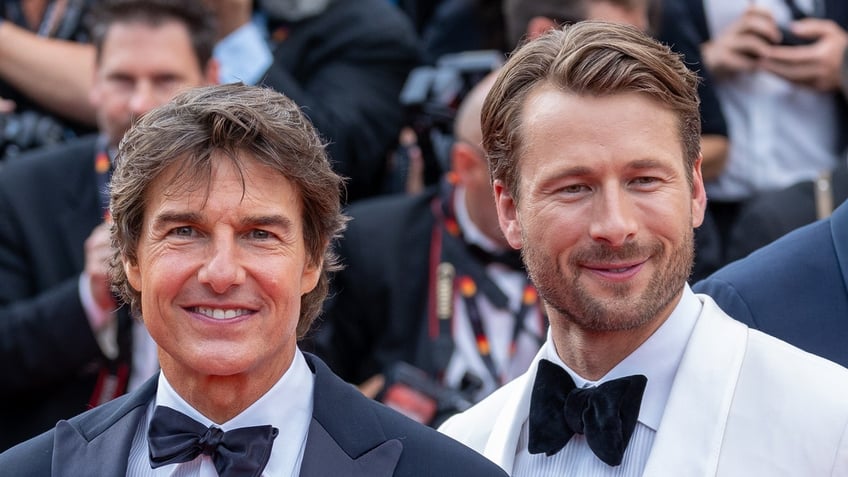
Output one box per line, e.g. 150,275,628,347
439,21,848,475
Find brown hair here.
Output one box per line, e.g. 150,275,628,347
110,83,348,338
90,0,217,67
483,21,700,201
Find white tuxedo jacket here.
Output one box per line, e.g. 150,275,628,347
440,295,848,476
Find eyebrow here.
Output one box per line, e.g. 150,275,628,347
151,212,294,232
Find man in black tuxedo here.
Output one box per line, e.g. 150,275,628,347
310,72,547,426
0,0,219,451
0,83,509,477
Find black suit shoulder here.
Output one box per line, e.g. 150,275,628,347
307,353,507,476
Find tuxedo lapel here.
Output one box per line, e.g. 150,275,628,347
480,350,542,473
300,354,402,477
300,419,402,477
51,376,156,477
642,298,747,475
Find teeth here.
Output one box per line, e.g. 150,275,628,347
194,307,250,320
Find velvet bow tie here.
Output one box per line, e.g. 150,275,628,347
148,406,279,477
528,359,647,466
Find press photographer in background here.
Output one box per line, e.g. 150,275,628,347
307,69,547,428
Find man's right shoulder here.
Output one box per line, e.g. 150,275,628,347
438,377,523,454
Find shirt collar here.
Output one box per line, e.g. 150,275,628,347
155,348,315,475
543,284,701,431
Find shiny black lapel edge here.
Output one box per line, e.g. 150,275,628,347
301,353,402,476
52,374,158,477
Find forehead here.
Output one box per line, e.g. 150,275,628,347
143,152,301,217
517,86,683,176
98,20,201,74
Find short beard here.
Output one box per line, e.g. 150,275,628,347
522,228,693,332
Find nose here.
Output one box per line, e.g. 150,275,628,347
128,81,158,116
197,235,245,294
588,186,638,247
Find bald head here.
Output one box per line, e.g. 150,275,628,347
453,71,499,149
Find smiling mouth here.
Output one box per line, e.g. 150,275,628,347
191,307,253,320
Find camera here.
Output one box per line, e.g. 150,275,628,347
378,361,482,428
387,50,503,192
0,111,68,159
777,25,815,46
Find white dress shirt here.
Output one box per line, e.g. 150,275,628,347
705,0,840,201
443,186,546,399
126,348,315,477
511,286,702,477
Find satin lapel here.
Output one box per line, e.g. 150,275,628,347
831,203,848,297
51,375,157,477
299,419,401,477
642,298,747,475
481,350,542,473
300,354,402,477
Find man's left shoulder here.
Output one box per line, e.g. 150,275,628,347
361,395,508,476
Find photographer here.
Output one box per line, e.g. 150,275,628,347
307,71,546,428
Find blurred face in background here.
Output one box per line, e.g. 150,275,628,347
89,19,217,148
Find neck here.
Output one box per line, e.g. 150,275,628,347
160,354,292,424
549,306,673,381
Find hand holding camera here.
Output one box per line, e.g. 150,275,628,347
761,17,848,92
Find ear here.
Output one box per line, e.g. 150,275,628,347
450,142,484,185
690,154,706,228
89,69,102,109
527,16,559,41
300,252,323,296
493,180,523,250
123,256,142,292
204,58,221,85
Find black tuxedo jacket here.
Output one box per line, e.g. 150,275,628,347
0,135,123,450
694,199,848,367
0,354,508,477
308,188,436,385
261,0,421,201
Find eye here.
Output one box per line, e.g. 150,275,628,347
631,176,660,188
561,184,590,194
248,229,273,240
170,226,194,237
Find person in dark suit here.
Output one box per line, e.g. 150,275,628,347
0,0,219,451
0,83,510,477
309,72,546,427
694,198,848,368
723,161,848,262
218,0,422,201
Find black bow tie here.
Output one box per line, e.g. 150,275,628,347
148,406,279,477
528,359,647,466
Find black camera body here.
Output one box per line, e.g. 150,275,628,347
391,50,504,189
378,361,482,428
0,111,67,159
777,25,815,46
